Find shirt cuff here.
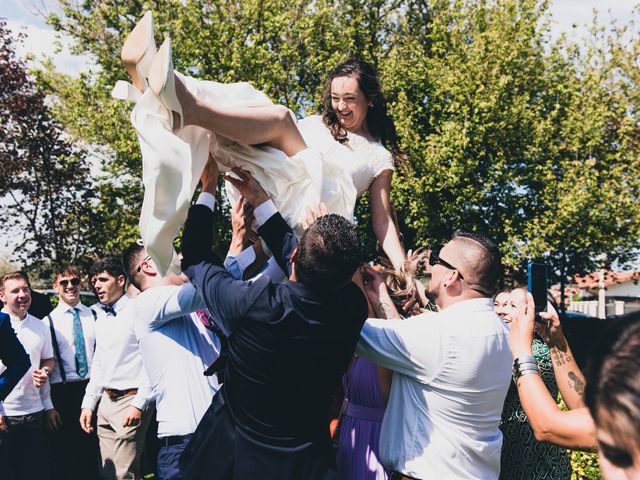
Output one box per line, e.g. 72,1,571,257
254,200,277,226
196,192,216,211
81,394,99,411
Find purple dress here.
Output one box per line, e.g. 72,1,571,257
336,356,389,480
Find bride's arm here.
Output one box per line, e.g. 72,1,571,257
369,170,405,270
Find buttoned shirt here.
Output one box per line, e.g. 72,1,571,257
81,295,154,411
133,283,221,438
0,311,54,416
44,300,96,384
356,298,512,479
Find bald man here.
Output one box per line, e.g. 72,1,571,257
356,231,512,480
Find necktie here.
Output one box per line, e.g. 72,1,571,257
195,309,228,381
71,308,89,377
102,305,116,316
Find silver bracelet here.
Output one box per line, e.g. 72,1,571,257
513,356,537,367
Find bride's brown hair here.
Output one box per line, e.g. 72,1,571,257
321,59,406,164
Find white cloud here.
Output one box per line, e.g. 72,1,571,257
6,19,95,76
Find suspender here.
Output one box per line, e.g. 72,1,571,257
47,309,97,385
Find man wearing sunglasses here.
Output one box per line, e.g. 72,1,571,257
44,266,100,479
356,231,512,480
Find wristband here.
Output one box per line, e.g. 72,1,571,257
42,367,50,375
513,356,536,367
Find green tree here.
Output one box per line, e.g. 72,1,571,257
0,20,105,277
32,0,640,287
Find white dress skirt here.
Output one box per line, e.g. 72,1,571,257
126,73,359,275
123,71,396,275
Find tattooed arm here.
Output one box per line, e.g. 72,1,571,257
538,306,587,409
510,294,597,451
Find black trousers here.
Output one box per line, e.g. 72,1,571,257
180,393,338,480
49,380,101,480
0,410,51,480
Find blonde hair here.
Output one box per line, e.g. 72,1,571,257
379,250,429,315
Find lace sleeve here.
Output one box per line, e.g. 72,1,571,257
372,144,395,178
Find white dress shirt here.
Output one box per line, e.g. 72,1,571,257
44,300,96,384
356,298,512,479
133,283,221,438
0,312,54,416
81,295,154,411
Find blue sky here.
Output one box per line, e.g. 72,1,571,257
1,0,638,76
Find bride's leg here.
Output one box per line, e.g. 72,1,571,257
176,78,307,157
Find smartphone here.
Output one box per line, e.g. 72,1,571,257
527,262,547,322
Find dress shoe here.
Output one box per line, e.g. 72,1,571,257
148,37,184,130
121,11,156,92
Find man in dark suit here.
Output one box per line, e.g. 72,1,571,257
179,162,368,480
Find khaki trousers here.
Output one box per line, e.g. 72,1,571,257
96,391,154,480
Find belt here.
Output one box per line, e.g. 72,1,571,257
389,472,422,480
162,434,193,447
345,402,385,422
105,388,138,400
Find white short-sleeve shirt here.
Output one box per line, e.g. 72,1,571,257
0,312,54,416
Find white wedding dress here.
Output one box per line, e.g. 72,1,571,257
124,74,394,275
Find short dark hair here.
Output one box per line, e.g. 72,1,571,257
452,230,501,295
295,214,362,290
121,242,146,290
89,257,125,281
53,266,80,282
585,312,640,442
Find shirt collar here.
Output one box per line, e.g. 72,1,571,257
56,298,84,313
110,293,130,314
438,297,495,316
2,308,31,324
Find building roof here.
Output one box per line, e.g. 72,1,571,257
573,271,640,290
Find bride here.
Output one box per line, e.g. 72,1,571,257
120,12,407,274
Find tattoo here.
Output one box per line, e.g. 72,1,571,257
568,371,585,396
376,302,395,319
550,347,573,367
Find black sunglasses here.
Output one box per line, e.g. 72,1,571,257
429,249,465,280
58,278,81,287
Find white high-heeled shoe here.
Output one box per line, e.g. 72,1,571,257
121,11,157,92
148,37,184,130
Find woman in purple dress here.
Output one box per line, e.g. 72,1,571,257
335,253,429,480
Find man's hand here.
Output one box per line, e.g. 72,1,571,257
361,266,401,319
122,405,143,428
229,196,257,256
32,367,49,388
509,292,536,359
46,409,62,431
0,415,7,432
302,203,328,230
200,153,220,195
225,167,269,207
79,408,94,434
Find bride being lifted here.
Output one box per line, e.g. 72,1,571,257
120,12,407,275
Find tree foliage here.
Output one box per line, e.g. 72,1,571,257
22,0,640,284
0,20,105,277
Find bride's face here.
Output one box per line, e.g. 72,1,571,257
330,76,370,136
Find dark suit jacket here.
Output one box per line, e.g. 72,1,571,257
180,204,367,479
0,312,31,401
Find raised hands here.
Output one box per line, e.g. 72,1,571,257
229,196,258,256
509,292,536,359
361,266,401,319
200,153,220,195
225,167,269,207
302,203,328,230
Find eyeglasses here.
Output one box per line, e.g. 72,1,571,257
136,255,152,273
429,249,465,280
57,278,81,287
